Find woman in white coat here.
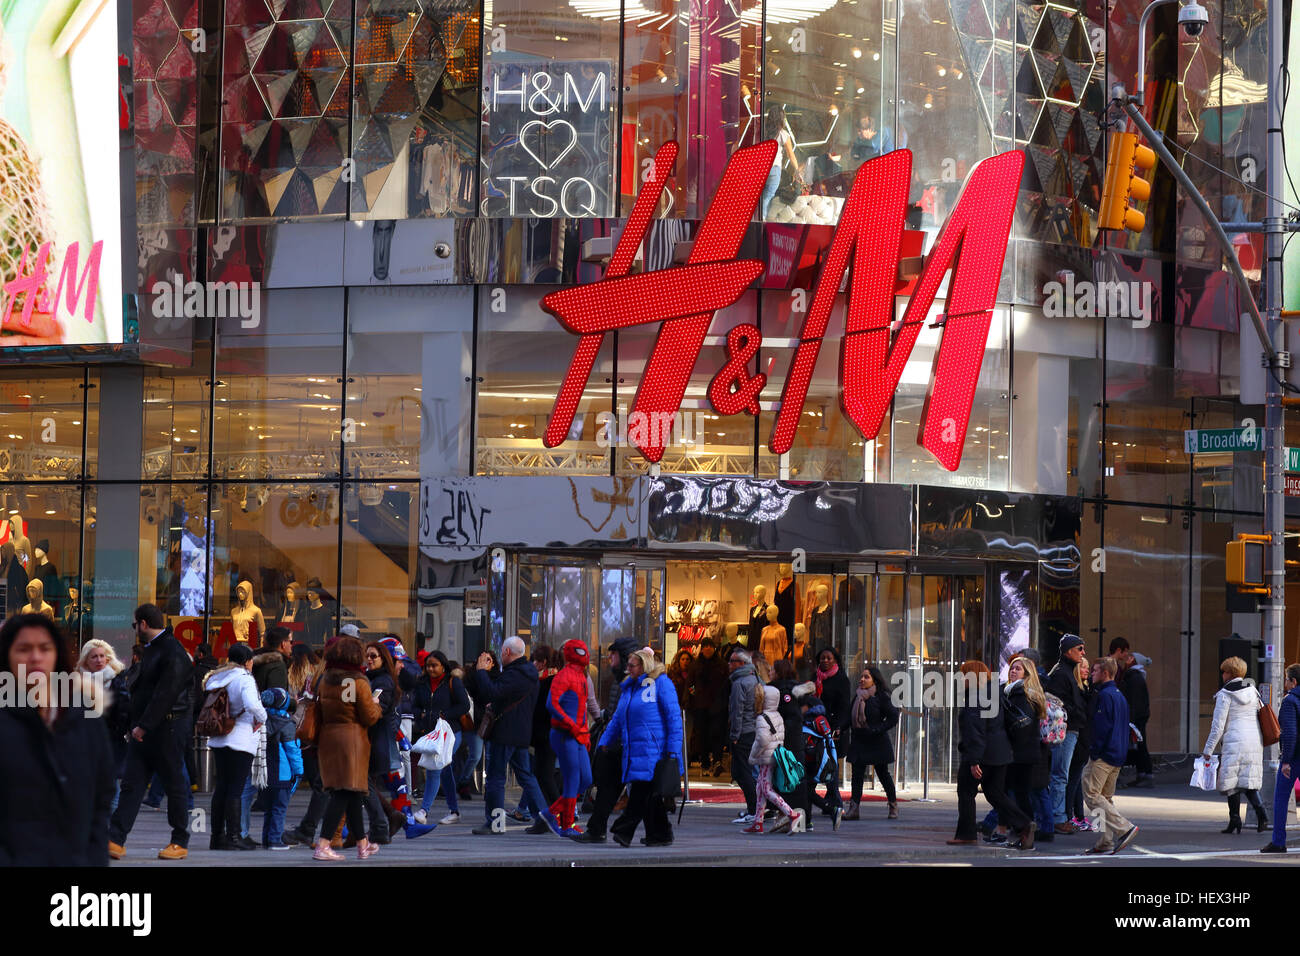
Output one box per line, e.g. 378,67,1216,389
1201,656,1266,833
203,643,267,850
742,684,802,835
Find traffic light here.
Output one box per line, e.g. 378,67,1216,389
1098,131,1156,233
1227,533,1270,594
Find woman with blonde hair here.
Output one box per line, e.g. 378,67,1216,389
995,657,1052,848
76,639,124,678
1202,656,1266,833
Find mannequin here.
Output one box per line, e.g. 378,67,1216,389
773,563,797,640
749,584,769,639
809,584,832,647
230,580,266,645
33,539,57,588
302,577,334,646
759,604,787,663
22,578,53,620
280,581,303,623
9,517,31,572
61,584,86,634
0,541,27,615
792,622,808,666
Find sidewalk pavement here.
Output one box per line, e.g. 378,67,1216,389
110,777,1300,867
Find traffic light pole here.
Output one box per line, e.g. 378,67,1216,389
1118,0,1289,741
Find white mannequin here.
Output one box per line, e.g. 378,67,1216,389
793,621,808,664
231,580,266,644
749,584,769,638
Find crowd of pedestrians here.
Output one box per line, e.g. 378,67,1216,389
7,607,1300,865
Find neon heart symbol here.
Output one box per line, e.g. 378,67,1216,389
519,119,578,170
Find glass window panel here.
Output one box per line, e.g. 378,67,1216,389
0,484,81,628
142,356,212,482
478,0,621,217
341,481,416,641
220,1,351,221
352,0,481,218
214,299,345,480
217,481,341,650
761,0,886,223
0,371,86,481
1103,360,1191,504
476,286,612,475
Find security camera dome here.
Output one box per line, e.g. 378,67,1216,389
1179,1,1208,36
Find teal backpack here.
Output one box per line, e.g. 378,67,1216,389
764,715,806,792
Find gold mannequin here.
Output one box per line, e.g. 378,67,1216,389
231,580,267,644
760,604,788,662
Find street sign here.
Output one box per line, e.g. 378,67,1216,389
1287,447,1300,472
1286,474,1300,497
1183,427,1262,453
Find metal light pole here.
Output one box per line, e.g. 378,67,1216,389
1117,0,1289,733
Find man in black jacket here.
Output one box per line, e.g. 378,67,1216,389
1109,637,1153,788
108,604,194,860
251,626,291,692
1044,634,1088,836
470,637,559,836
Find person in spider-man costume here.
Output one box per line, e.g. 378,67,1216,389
547,639,593,835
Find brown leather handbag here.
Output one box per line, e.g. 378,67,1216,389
296,698,321,745
1258,693,1281,747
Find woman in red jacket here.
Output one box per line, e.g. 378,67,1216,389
547,640,593,835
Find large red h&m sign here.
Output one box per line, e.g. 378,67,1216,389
541,140,1025,471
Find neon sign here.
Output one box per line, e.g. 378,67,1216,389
542,140,1024,471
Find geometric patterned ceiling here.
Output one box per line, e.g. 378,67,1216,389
949,0,1105,246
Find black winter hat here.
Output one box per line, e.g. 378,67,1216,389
1059,634,1085,654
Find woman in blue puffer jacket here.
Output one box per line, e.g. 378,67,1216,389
599,648,683,848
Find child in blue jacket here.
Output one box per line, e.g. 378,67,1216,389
261,688,304,849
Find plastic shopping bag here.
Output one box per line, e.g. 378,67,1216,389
412,718,456,772
1189,755,1219,791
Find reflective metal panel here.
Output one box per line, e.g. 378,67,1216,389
915,485,1081,562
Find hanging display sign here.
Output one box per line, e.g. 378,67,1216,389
540,140,1025,472
480,59,615,218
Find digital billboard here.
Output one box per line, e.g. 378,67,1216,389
0,0,122,346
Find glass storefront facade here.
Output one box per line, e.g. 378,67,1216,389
5,0,1288,785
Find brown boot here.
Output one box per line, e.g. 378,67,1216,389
887,801,898,819
842,801,860,821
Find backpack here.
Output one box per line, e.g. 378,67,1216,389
772,744,806,793
1040,692,1067,745
196,685,236,737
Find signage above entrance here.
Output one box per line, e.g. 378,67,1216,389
540,140,1025,471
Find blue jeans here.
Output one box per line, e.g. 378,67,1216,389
262,786,293,846
420,731,462,815
239,777,257,838
1049,731,1078,824
760,164,781,219
1272,765,1297,847
456,732,484,787
484,743,548,825
1031,786,1054,834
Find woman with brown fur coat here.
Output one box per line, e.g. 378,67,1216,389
312,636,382,861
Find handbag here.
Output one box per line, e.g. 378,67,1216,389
652,755,681,799
295,698,321,745
1190,755,1219,791
1258,693,1282,747
476,693,526,741
459,713,475,733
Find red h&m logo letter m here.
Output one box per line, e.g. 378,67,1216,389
542,141,1024,471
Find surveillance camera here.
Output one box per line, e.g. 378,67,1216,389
1179,1,1208,37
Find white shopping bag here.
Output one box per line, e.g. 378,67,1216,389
1189,755,1219,791
412,718,456,771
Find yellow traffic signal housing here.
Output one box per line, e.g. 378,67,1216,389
1227,533,1270,593
1099,131,1157,233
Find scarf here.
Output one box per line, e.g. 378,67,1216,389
428,672,445,694
250,723,268,788
815,661,839,698
852,687,871,728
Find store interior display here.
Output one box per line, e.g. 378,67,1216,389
61,585,85,634
759,604,787,662
279,582,303,625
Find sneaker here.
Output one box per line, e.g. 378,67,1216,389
270,842,292,851
742,821,764,834
1083,845,1110,855
1112,825,1139,854
1261,843,1287,853
108,841,125,860
413,809,428,825
731,812,754,824
1073,818,1095,833
575,829,606,844
506,809,532,824
157,843,188,860
313,841,344,861
439,812,461,825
